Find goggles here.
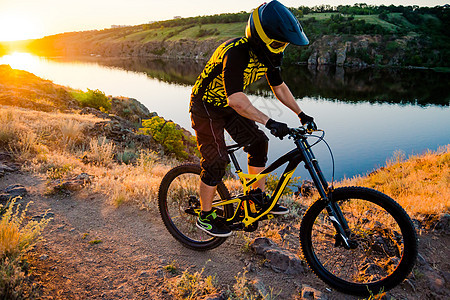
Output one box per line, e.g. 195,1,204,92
251,6,288,54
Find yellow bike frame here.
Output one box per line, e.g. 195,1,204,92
211,144,302,228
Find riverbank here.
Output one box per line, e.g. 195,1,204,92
5,30,447,71
1,66,449,299
2,5,449,70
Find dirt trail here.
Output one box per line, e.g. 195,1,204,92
2,172,449,299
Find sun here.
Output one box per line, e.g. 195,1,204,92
0,14,43,42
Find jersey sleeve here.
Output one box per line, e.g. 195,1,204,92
222,46,249,97
266,67,283,87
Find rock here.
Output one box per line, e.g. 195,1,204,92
308,51,318,65
80,107,109,119
251,278,269,299
83,117,157,153
250,237,305,275
75,173,93,183
155,269,164,278
33,211,55,221
250,237,278,255
435,213,450,232
0,161,18,177
138,270,151,278
0,152,12,161
336,45,347,66
301,285,327,300
0,162,15,172
317,52,331,65
0,184,27,202
109,96,154,124
48,173,93,194
424,270,446,294
300,180,315,197
246,262,256,273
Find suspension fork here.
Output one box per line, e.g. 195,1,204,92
295,137,352,248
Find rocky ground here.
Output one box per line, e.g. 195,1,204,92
1,156,449,300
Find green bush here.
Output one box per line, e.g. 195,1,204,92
196,28,220,38
140,116,189,160
265,173,302,196
71,88,111,111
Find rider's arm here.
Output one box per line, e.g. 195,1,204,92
271,82,302,115
228,92,270,125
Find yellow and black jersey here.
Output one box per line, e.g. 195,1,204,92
190,37,282,109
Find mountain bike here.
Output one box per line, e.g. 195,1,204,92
158,126,418,296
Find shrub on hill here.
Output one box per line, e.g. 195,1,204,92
139,116,198,160
71,89,111,112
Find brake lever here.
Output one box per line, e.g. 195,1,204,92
305,121,317,133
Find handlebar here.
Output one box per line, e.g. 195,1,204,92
227,124,320,152
270,124,317,141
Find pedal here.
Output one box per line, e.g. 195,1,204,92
184,207,199,216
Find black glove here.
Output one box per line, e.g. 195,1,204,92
298,111,317,131
265,119,290,139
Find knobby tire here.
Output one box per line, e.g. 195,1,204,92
300,186,418,296
158,164,233,251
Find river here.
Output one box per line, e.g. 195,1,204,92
1,52,449,182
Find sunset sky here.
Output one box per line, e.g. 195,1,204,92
0,0,448,42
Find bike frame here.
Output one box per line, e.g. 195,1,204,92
211,131,353,247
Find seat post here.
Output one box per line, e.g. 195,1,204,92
228,151,242,172
226,145,242,173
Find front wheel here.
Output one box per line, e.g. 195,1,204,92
300,187,418,296
158,164,234,251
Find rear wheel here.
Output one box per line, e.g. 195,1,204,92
158,164,234,251
300,187,417,296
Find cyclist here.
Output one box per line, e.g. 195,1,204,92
190,0,316,237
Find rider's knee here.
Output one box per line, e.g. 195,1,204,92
246,137,268,167
200,158,229,186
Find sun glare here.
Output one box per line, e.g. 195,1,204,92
0,14,43,42
0,52,39,71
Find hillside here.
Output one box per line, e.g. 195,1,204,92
2,4,449,69
0,66,449,299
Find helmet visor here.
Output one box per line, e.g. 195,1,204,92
269,40,288,51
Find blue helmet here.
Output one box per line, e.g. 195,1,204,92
246,1,309,67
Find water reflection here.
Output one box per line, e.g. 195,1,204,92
48,55,450,106
283,65,450,106
46,56,204,86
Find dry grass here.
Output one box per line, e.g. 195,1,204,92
339,146,450,216
168,266,218,299
1,106,176,211
0,105,102,154
91,151,173,209
87,137,116,167
0,198,51,298
0,198,50,260
59,118,86,151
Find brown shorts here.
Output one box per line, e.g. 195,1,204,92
190,101,268,186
